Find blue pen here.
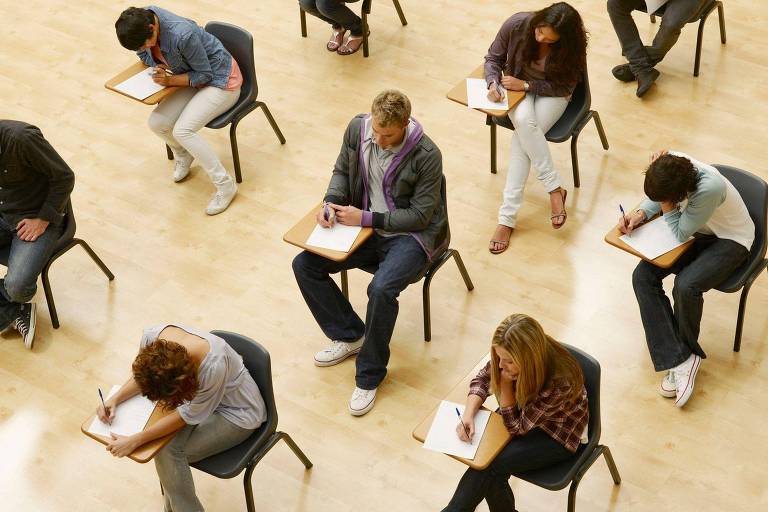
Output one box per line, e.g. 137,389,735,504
455,407,471,441
98,388,111,425
619,204,631,237
323,203,335,224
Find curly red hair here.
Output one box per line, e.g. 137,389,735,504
132,339,198,410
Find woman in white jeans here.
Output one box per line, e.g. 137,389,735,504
115,6,242,215
99,324,267,512
484,3,588,254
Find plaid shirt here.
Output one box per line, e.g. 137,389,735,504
468,362,589,453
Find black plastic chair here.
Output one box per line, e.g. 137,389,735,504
300,0,408,58
164,22,287,183
190,331,312,512
710,165,768,352
648,0,726,77
0,201,114,329
339,176,474,342
486,67,609,188
514,344,621,512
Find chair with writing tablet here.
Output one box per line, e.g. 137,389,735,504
164,21,286,183
512,344,621,512
647,0,726,77
485,66,609,188
710,165,768,352
299,0,408,58
189,331,312,512
339,175,474,342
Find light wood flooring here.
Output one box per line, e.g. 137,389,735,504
1,0,767,510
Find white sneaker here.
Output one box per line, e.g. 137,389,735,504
173,154,194,182
314,338,363,367
349,387,376,416
205,179,237,215
658,370,676,398
672,354,701,408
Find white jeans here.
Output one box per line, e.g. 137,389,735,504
148,86,240,187
498,93,569,228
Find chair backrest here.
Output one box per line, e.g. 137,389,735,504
562,343,601,449
205,22,257,104
210,330,279,435
712,165,768,289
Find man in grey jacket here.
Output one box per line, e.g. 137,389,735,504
608,0,709,97
292,90,447,416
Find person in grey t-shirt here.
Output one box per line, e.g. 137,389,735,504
97,324,266,511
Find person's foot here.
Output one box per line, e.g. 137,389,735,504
349,386,376,416
550,188,567,229
11,302,37,350
489,224,513,254
672,354,701,407
206,178,237,215
636,68,660,98
611,63,635,82
326,28,346,52
658,370,676,398
314,338,363,367
337,33,366,56
173,154,194,183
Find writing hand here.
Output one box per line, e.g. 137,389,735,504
329,203,362,226
97,399,116,425
315,203,337,228
455,416,475,443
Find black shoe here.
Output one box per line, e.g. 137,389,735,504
612,63,635,82
636,68,660,98
12,302,36,350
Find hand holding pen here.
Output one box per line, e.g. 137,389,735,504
97,388,115,425
455,407,475,443
316,202,336,228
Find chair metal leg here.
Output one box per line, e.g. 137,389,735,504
422,272,433,342
602,445,622,484
392,0,408,25
733,281,753,353
570,131,581,189
165,144,174,160
717,2,726,43
256,102,287,144
592,111,609,150
694,13,709,77
229,119,242,183
277,431,314,469
490,122,497,174
243,463,257,512
74,239,116,280
362,11,370,58
452,250,474,291
650,14,656,23
566,473,582,512
341,269,349,299
41,262,59,329
300,8,307,37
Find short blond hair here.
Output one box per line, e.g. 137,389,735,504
371,90,411,127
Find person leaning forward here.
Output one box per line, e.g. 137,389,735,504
292,89,447,417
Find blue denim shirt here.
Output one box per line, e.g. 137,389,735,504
137,6,232,88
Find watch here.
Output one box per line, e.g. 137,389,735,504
523,81,530,92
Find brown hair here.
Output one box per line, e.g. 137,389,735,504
644,154,699,204
371,89,411,127
490,314,584,408
132,339,198,410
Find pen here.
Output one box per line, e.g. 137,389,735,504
98,388,110,424
455,407,471,441
323,202,335,224
619,204,630,237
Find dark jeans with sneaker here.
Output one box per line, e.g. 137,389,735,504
299,0,364,36
292,233,426,390
442,428,574,512
632,234,748,371
0,216,62,329
607,0,707,76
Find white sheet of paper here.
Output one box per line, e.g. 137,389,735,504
620,216,691,260
305,223,362,252
645,0,670,14
87,385,155,437
113,67,166,100
466,78,508,110
423,400,492,460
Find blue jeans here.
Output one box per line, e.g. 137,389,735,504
0,216,62,329
632,234,748,371
292,234,427,389
299,0,364,36
442,428,574,512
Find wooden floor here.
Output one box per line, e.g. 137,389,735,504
1,0,767,510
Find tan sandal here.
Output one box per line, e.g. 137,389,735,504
550,188,568,229
327,29,346,52
489,225,513,254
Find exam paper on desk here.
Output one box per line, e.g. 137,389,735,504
113,67,166,101
619,216,692,260
87,384,156,437
423,400,492,460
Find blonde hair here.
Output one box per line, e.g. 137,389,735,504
371,89,411,127
490,314,584,408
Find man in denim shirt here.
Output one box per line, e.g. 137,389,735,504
0,120,75,349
